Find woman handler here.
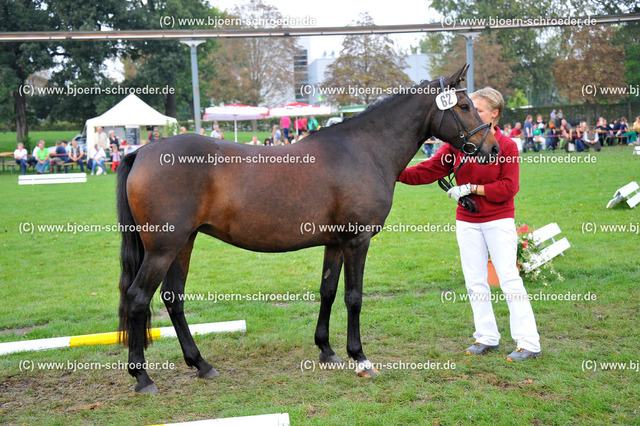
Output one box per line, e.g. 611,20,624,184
398,87,541,361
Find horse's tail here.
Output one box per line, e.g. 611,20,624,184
117,151,148,346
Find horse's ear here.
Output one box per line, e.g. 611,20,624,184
445,64,469,86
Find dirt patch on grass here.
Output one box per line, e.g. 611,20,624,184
0,323,47,336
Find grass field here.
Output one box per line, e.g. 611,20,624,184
0,143,639,424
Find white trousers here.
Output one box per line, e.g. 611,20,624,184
456,218,541,352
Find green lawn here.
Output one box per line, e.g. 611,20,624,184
0,131,80,152
0,145,638,424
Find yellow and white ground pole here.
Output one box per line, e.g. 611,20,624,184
0,320,246,356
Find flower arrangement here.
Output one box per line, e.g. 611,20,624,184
516,224,564,285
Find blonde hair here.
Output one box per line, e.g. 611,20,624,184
469,87,504,125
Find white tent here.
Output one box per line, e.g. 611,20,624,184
84,94,178,148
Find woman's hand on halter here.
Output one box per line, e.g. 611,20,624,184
447,183,472,202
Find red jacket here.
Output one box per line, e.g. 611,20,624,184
398,127,519,223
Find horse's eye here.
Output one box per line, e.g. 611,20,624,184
459,103,470,111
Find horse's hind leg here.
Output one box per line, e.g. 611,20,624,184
126,251,176,394
160,233,218,379
314,245,344,365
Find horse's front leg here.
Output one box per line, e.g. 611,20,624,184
314,245,344,365
342,236,379,378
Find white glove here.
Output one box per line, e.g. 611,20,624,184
447,183,472,202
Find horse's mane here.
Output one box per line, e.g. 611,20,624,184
315,77,437,133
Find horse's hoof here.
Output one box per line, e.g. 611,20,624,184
356,360,380,378
135,382,159,394
319,354,344,365
357,367,380,378
198,367,219,379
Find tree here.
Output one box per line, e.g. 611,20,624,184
553,26,626,123
201,0,297,107
322,13,413,106
36,0,130,125
425,0,572,106
119,0,218,120
421,32,515,97
0,0,54,144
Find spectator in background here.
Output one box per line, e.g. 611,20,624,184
35,140,50,174
271,125,281,143
148,126,162,142
247,135,260,145
572,122,585,152
180,126,187,134
199,128,206,136
210,124,224,139
308,115,319,132
557,109,563,122
95,126,109,149
550,109,557,125
582,124,601,151
523,115,534,153
559,119,572,151
608,119,620,146
13,142,28,175
110,146,121,172
49,141,66,172
502,123,512,136
509,122,523,152
280,116,291,141
596,117,608,146
90,144,107,175
545,122,559,152
535,114,546,129
294,117,306,136
632,116,640,143
122,140,138,156
108,130,121,150
421,137,440,158
619,117,637,145
264,137,273,146
28,143,39,168
69,139,85,172
60,140,72,172
532,122,545,151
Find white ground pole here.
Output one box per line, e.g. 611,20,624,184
153,413,290,426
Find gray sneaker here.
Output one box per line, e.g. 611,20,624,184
465,342,499,355
507,348,542,362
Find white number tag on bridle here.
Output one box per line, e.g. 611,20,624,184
436,90,458,110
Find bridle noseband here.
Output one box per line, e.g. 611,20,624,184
433,77,492,213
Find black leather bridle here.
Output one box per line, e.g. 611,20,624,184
433,77,492,213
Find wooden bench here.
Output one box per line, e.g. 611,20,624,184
606,181,640,209
18,173,87,185
521,223,571,273
50,161,79,173
3,163,17,174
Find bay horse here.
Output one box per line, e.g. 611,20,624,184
117,64,499,393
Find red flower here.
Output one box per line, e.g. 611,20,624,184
517,225,530,234
522,241,529,249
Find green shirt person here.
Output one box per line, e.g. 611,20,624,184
35,140,50,174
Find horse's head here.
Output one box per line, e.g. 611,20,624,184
430,64,500,165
